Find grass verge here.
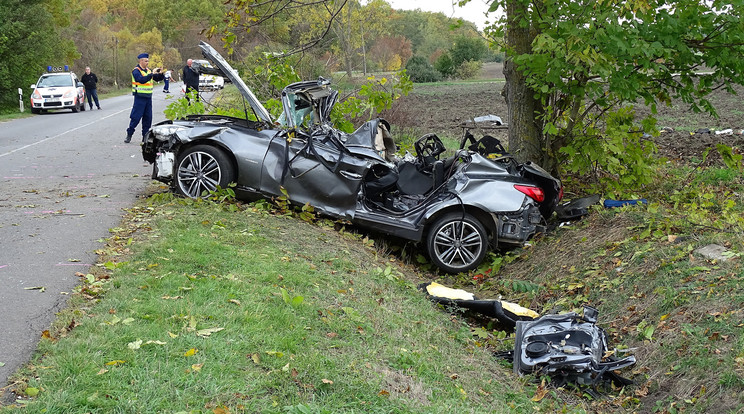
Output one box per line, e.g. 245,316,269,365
1,194,545,413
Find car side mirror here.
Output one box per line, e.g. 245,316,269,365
30,84,36,89
77,82,84,88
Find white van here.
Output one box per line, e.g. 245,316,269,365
193,59,224,91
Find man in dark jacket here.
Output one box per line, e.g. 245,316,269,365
81,67,101,110
183,58,200,102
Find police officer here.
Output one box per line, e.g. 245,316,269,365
125,53,164,143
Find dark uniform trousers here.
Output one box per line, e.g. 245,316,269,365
127,94,153,139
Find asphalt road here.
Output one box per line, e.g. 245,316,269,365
0,88,176,397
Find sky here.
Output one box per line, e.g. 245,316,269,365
386,0,495,30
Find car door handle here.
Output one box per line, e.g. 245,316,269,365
339,170,362,180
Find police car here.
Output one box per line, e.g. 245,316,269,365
29,69,86,114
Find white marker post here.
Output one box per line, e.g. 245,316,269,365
18,88,24,112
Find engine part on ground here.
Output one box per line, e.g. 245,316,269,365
512,306,636,389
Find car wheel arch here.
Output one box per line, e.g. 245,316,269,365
173,142,238,197
177,141,238,177
424,209,492,274
424,205,497,244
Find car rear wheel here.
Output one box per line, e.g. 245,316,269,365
175,145,235,198
426,212,488,274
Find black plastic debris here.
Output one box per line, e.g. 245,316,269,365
555,195,601,221
419,282,537,328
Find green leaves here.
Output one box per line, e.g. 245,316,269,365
280,287,304,307
716,144,743,171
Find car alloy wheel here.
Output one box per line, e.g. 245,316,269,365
426,213,488,274
175,145,235,198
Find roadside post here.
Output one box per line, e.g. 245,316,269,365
18,87,24,112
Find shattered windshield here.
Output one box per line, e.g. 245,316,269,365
37,74,73,88
278,92,315,128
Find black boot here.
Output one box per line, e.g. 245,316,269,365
124,134,132,143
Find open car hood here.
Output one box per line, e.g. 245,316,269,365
198,42,273,124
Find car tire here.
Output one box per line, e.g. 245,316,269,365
31,108,40,115
71,101,79,113
175,145,236,199
426,212,488,274
81,102,86,112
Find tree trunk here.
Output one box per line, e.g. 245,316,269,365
503,0,546,169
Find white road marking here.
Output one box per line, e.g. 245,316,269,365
0,108,130,159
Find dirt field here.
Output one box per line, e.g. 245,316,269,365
388,65,744,167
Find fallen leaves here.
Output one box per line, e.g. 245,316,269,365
196,327,224,338
532,379,548,402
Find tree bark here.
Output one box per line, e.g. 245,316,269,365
503,0,545,168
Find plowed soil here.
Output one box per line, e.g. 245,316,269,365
389,63,744,167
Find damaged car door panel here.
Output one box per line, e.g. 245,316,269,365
142,42,563,274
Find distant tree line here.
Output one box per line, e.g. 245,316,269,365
0,0,496,112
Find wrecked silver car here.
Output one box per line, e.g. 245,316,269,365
142,42,563,273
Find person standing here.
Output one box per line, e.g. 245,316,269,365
81,67,101,110
163,68,172,93
125,53,164,143
182,58,200,102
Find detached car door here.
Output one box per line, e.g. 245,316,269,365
260,132,370,218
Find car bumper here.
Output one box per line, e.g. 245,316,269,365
31,98,78,110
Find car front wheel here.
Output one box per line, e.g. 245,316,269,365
175,145,236,198
426,212,488,274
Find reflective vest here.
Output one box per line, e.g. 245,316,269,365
131,67,154,95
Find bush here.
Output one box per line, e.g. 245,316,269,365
405,56,442,83
434,53,455,78
455,60,483,80
450,36,487,67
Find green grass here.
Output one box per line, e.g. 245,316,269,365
3,161,743,413
2,197,552,414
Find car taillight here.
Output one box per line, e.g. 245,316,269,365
514,184,545,203
558,186,564,201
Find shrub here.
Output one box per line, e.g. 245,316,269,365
405,56,442,83
455,60,482,80
434,53,455,78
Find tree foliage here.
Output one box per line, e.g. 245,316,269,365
482,0,744,193
0,0,77,110
0,0,488,112
449,36,487,67
369,36,413,71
